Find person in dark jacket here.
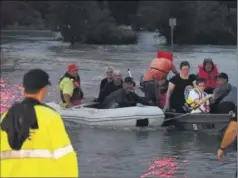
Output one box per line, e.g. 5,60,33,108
97,70,123,103
101,77,151,109
210,73,237,113
99,66,114,92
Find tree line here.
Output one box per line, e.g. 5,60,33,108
1,1,237,45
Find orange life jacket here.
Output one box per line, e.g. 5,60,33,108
143,58,173,81
198,64,219,89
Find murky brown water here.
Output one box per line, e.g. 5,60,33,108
1,32,237,178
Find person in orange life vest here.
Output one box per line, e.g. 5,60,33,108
157,79,169,108
142,51,178,103
143,51,178,82
59,64,84,108
197,58,219,94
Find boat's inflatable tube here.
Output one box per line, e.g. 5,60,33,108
47,102,165,127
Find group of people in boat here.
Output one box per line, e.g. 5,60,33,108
58,50,237,115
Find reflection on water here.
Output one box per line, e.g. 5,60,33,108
0,32,236,178
0,79,23,114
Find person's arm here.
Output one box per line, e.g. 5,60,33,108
217,119,237,161
171,64,179,75
210,87,223,104
134,93,151,105
191,92,212,106
62,79,74,107
220,120,237,150
164,82,175,110
100,79,105,91
49,114,78,177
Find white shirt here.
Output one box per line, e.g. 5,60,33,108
188,89,210,114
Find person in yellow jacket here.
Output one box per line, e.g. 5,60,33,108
0,69,78,177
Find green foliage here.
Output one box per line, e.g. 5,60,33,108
1,1,236,45
49,1,137,44
136,1,237,45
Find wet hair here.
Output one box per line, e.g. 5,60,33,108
196,78,206,85
180,61,190,69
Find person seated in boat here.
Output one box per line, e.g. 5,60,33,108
99,66,115,92
197,58,219,94
101,77,151,109
184,78,213,114
157,79,169,108
59,64,84,108
96,70,123,103
210,72,237,113
142,51,179,103
163,61,197,113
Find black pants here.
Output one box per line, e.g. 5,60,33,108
143,81,157,103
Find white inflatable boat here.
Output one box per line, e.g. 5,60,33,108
46,102,165,127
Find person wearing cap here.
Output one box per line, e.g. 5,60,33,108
142,51,179,103
197,58,219,94
59,64,84,107
96,70,123,103
0,69,78,177
164,61,197,112
101,77,151,109
210,72,237,113
217,108,237,177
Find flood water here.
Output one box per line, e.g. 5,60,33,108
0,32,237,178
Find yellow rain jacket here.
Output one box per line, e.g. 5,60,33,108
0,103,79,177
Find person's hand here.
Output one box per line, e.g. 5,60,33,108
217,148,224,161
66,103,73,108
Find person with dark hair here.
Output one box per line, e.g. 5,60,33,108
101,77,151,109
197,58,219,94
210,72,237,113
0,69,78,177
185,78,213,113
163,61,197,113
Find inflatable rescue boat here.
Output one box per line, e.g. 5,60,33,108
47,102,165,127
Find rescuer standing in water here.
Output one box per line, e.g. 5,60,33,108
0,69,78,177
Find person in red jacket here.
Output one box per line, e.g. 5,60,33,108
197,58,219,94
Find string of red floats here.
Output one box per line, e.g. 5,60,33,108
0,78,23,114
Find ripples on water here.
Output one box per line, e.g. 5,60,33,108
0,32,237,177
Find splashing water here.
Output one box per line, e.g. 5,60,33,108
0,78,23,114
141,156,188,178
